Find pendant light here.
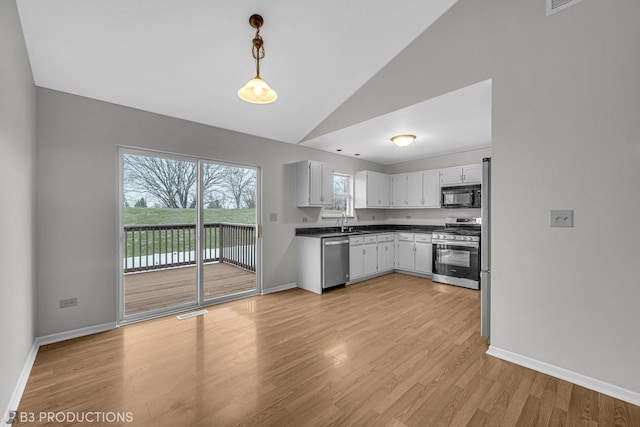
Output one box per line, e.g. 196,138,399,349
391,134,416,148
238,14,278,104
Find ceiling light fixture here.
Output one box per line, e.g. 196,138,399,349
391,134,416,148
238,14,278,104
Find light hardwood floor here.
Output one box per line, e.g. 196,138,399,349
20,273,640,426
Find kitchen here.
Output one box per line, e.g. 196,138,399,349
295,158,492,338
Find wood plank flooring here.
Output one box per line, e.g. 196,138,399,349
19,273,640,426
124,262,255,315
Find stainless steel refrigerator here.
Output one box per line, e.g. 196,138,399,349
480,158,491,338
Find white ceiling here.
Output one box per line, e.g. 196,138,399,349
301,80,492,165
16,0,491,164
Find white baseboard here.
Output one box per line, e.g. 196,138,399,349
3,322,117,425
4,341,39,425
261,283,297,295
487,345,640,406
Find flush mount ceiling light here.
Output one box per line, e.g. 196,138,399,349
391,134,416,148
238,14,278,104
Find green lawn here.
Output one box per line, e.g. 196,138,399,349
124,207,256,225
124,208,256,260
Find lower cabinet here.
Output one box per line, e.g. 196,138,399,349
349,236,364,280
377,234,395,272
414,235,433,274
363,238,378,276
396,233,416,270
349,232,432,284
395,233,432,275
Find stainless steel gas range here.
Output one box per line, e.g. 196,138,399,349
431,217,481,290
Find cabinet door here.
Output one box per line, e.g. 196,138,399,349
349,245,364,280
440,167,463,186
396,240,415,270
462,164,482,184
363,243,378,275
415,241,432,274
377,173,390,207
377,242,395,272
422,169,441,208
322,164,334,205
366,172,379,207
406,172,423,207
308,161,324,205
391,174,407,207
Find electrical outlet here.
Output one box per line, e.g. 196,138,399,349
302,217,308,223
60,297,77,308
269,213,277,222
550,210,574,227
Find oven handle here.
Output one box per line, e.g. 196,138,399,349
432,239,479,248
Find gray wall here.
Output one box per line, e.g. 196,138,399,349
35,88,384,336
313,1,640,393
0,0,36,414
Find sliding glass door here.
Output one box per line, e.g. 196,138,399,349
200,161,257,303
118,148,259,323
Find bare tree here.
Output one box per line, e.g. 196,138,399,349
219,166,256,209
124,155,225,208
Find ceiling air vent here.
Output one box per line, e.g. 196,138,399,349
546,0,585,16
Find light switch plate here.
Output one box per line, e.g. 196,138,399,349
550,210,574,227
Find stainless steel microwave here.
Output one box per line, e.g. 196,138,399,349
441,185,481,208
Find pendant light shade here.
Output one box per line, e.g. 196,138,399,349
238,14,278,104
238,76,278,104
391,134,416,148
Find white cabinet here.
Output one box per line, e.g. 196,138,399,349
349,235,377,279
363,236,378,276
350,233,396,282
440,164,482,186
376,234,395,272
395,233,432,275
391,171,440,208
391,174,408,207
422,170,441,208
391,172,423,208
396,233,416,270
355,171,390,208
349,236,364,280
414,234,433,274
295,160,334,207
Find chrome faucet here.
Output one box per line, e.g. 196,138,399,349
340,212,348,232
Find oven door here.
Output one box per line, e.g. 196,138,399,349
432,240,480,289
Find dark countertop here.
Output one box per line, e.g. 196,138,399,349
295,224,442,238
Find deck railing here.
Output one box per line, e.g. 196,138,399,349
124,223,256,273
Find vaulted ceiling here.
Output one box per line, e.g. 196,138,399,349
17,0,491,164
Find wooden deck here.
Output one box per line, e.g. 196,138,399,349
124,262,255,315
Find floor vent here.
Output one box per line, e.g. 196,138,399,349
546,0,584,15
177,309,208,320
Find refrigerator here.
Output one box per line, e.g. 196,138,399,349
480,157,491,338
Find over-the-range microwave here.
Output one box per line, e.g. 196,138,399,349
441,184,481,208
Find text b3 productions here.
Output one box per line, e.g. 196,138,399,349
3,410,134,424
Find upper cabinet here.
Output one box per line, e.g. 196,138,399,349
439,164,482,186
355,171,390,208
390,170,440,208
295,160,334,207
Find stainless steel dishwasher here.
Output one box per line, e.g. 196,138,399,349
322,236,350,289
